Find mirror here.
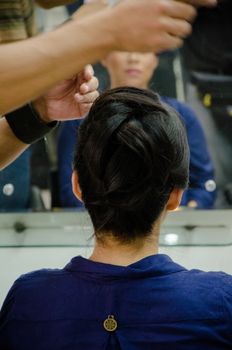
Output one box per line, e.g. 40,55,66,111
1,3,232,217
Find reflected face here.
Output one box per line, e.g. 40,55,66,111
102,52,158,89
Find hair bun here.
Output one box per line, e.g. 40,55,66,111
74,87,189,240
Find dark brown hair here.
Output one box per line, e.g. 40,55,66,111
73,87,189,242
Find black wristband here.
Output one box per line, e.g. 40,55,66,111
5,104,59,144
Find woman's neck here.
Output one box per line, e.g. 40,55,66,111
89,226,160,267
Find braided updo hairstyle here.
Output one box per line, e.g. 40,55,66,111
73,87,189,242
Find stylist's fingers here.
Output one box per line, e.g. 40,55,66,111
161,0,197,22
76,64,95,88
82,64,95,82
75,90,99,104
74,101,94,116
151,0,196,52
154,33,184,53
79,76,99,95
159,16,192,38
77,65,99,96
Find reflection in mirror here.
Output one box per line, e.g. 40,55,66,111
1,1,232,218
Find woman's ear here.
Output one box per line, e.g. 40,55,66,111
72,171,83,202
166,188,184,211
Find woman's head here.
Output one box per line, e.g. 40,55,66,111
73,87,189,243
102,51,158,89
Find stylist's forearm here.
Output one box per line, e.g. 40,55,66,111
0,10,114,115
0,0,198,115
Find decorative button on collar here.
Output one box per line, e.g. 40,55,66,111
103,315,118,332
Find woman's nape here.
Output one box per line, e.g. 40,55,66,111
72,169,183,266
72,87,189,266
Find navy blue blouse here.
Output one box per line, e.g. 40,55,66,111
0,254,232,349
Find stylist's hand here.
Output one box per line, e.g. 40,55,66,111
33,65,99,122
72,0,216,56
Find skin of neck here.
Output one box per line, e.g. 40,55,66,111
89,216,163,266
72,161,183,267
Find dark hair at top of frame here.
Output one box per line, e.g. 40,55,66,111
73,87,189,242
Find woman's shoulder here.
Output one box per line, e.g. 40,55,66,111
0,267,79,325
160,96,198,122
